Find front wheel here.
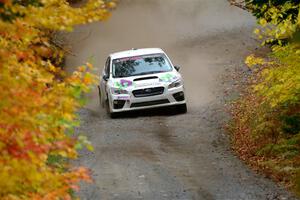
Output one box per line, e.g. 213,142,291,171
106,97,119,119
108,105,119,119
98,86,105,108
176,103,187,114
109,111,119,119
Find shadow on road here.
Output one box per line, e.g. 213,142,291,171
112,106,186,119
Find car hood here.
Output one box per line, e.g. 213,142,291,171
110,71,181,90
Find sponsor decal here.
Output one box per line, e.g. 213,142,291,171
159,73,177,82
117,95,130,100
114,79,134,89
135,82,161,87
115,56,142,62
120,79,133,87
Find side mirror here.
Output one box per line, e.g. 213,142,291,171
174,65,180,71
103,74,109,81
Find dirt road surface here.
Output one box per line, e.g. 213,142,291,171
65,1,297,199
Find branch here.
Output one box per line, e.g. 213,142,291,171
228,0,248,11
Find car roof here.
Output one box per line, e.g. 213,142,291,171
109,48,165,60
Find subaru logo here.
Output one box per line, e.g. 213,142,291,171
145,88,152,93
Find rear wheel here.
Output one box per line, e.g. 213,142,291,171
177,103,187,114
98,86,103,108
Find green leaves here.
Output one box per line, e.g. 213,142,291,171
75,135,94,151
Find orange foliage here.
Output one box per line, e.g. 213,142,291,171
0,0,116,199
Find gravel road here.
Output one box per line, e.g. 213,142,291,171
65,0,297,199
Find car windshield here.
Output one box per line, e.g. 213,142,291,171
112,53,172,78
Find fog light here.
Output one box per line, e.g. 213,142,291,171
113,100,126,109
173,92,185,101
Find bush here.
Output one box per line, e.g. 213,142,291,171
229,0,300,194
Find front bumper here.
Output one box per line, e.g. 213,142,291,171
108,85,186,113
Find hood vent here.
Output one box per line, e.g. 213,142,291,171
134,76,158,82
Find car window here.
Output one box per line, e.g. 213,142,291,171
105,57,110,75
112,53,172,78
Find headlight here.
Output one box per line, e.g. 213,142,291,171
111,88,128,95
168,79,182,89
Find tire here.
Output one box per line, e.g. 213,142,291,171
177,103,187,114
106,97,119,119
98,86,103,107
107,103,119,118
98,85,105,108
109,112,119,119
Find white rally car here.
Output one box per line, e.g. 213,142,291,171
98,48,187,118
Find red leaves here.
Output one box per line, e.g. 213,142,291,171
0,0,11,4
0,0,112,198
3,130,49,160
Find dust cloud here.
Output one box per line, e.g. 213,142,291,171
65,0,255,109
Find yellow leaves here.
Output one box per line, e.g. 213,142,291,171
259,18,267,27
252,2,300,45
253,52,300,108
19,0,113,31
107,1,117,9
274,16,297,40
63,113,74,121
234,1,300,193
76,135,94,152
254,28,260,35
48,64,57,73
77,65,86,72
253,28,264,40
0,158,57,196
245,54,266,68
68,64,97,92
245,42,300,109
34,45,53,59
0,0,112,198
36,74,54,84
297,7,300,27
86,62,93,69
83,73,94,85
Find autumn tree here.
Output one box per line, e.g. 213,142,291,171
229,0,300,194
0,0,116,199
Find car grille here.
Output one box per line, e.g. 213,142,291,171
130,99,170,108
132,87,164,98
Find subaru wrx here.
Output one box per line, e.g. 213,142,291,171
98,48,187,118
